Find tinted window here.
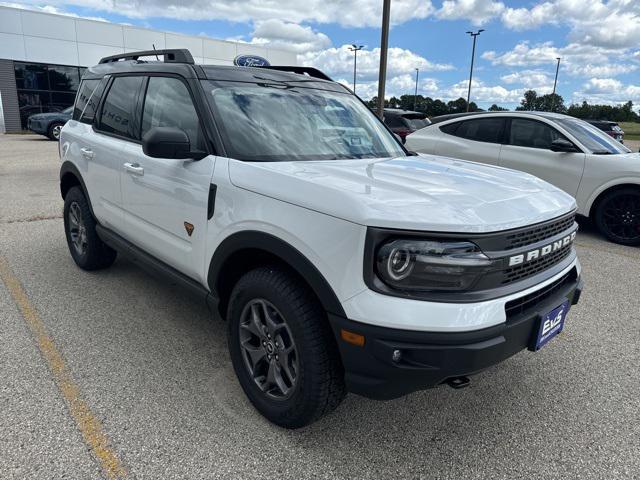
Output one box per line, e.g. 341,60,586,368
439,121,461,135
15,63,49,90
99,76,144,139
509,118,567,150
454,118,505,143
141,77,203,149
384,115,404,128
48,65,80,92
74,78,107,123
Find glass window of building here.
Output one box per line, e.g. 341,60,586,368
14,61,83,129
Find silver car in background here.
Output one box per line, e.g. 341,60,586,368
406,112,640,245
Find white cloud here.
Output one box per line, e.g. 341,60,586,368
500,69,554,92
436,0,505,25
248,19,331,53
442,78,523,103
299,44,454,83
18,0,434,28
0,2,108,21
573,77,640,105
500,0,640,50
483,41,637,79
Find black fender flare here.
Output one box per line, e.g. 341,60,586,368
207,231,346,318
59,161,95,217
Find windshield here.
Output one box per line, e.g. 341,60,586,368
203,81,405,161
555,118,630,154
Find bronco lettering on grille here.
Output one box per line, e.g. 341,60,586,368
508,231,577,267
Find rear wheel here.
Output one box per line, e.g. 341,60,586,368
227,267,346,428
594,188,640,246
48,122,64,141
63,186,117,270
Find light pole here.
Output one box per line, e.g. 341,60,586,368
348,44,364,94
376,0,391,119
552,57,561,111
414,68,419,111
465,29,484,112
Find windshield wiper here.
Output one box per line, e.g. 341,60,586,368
592,150,613,155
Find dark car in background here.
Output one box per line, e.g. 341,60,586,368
382,108,431,143
586,120,624,143
27,106,73,140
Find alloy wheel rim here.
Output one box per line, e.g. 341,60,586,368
68,202,88,255
53,125,62,139
602,194,640,241
239,299,298,400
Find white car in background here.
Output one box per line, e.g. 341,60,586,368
406,112,640,245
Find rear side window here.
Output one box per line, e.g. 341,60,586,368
439,121,461,135
384,115,404,128
141,76,204,150
454,118,505,144
73,80,97,121
509,118,566,150
98,76,144,139
73,78,107,124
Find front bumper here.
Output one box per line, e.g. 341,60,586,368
328,269,583,400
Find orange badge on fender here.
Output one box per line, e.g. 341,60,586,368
184,222,194,236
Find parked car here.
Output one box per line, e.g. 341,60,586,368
406,111,639,245
382,108,431,142
586,120,624,143
59,49,582,428
27,106,73,140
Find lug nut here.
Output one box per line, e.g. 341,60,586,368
275,355,279,361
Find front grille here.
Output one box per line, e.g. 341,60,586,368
502,243,573,285
504,214,575,250
505,268,577,319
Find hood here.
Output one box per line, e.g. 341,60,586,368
229,154,577,233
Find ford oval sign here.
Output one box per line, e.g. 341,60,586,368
234,54,271,67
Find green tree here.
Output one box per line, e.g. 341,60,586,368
488,104,508,111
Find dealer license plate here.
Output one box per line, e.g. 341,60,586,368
534,300,570,351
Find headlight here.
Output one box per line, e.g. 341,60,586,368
375,239,492,292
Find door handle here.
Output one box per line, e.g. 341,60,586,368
80,147,94,159
124,162,144,176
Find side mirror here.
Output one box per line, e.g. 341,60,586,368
550,138,578,153
142,126,206,160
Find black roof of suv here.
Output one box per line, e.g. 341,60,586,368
84,48,347,94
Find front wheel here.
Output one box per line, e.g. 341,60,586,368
594,188,640,246
227,267,346,428
63,186,117,270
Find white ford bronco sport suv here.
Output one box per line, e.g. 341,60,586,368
59,49,583,428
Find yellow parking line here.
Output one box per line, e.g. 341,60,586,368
0,257,127,480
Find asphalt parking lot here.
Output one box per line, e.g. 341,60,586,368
1,134,639,480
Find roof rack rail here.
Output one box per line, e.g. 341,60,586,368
255,65,333,82
99,49,194,65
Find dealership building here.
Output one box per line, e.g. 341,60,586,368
0,5,297,133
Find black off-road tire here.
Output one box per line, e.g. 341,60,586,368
63,186,117,270
227,266,346,428
593,187,640,246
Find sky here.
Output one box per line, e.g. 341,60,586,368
4,0,640,110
